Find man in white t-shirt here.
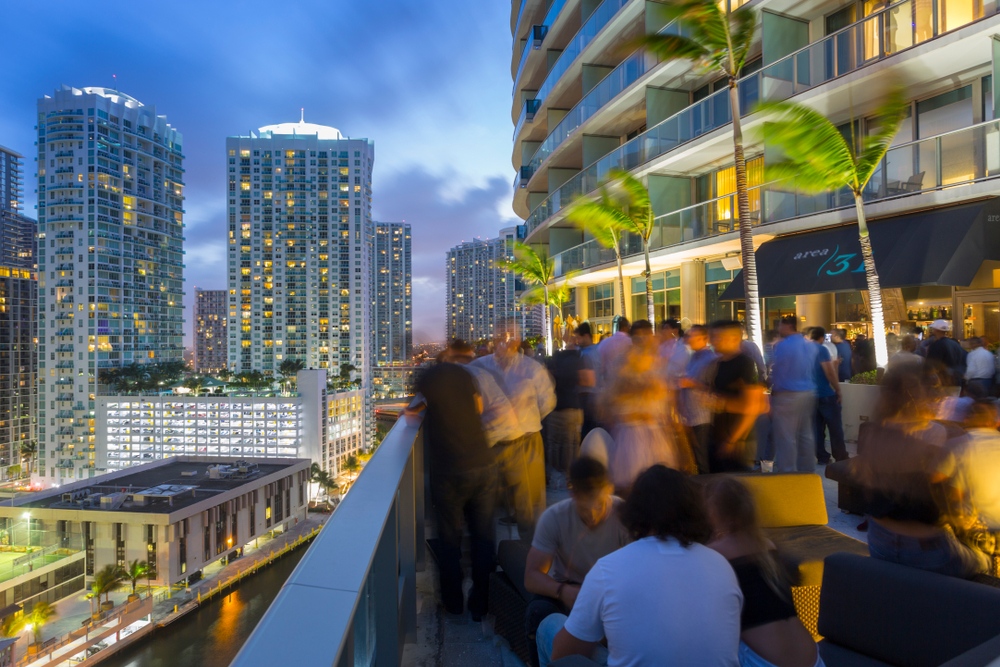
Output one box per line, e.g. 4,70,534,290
536,465,742,667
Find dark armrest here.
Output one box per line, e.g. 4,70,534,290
939,634,1000,667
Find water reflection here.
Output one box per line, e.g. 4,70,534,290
104,548,305,667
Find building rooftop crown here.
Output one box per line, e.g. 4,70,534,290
259,110,343,140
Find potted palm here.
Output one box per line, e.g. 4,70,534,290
4,601,57,655
93,564,123,612
122,559,155,602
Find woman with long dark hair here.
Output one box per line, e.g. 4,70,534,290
705,477,822,667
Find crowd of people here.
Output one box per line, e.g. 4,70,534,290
404,316,1000,667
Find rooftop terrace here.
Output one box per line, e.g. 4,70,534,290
16,458,303,515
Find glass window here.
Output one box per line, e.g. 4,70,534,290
917,85,973,138
631,271,681,322
983,75,993,122
587,283,615,319
938,0,981,32
705,261,735,283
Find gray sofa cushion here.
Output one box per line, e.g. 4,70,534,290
819,554,1000,667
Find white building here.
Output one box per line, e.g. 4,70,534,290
225,118,372,386
0,457,310,589
96,370,364,478
372,222,412,364
445,226,522,343
36,86,185,486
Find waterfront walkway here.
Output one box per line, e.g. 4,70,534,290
402,448,865,667
8,512,328,663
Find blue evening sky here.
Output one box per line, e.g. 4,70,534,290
0,0,521,345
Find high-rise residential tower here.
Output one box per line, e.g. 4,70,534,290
0,145,36,480
37,85,185,484
445,226,521,343
372,222,411,364
0,145,37,270
194,288,227,373
225,118,373,397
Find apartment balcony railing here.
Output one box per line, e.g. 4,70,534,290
513,0,565,93
553,118,1000,276
526,0,987,237
230,418,424,667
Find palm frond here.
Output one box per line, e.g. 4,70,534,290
505,241,553,286
855,86,908,188
728,6,757,74
606,170,654,239
764,161,848,195
628,32,709,64
756,100,857,191
566,196,629,250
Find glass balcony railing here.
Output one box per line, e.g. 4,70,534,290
527,48,660,174
514,99,543,140
526,0,983,237
553,119,1000,276
531,0,633,106
513,0,571,92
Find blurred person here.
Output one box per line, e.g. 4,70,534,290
524,457,630,667
809,327,847,465
629,319,656,353
706,478,823,667
576,323,601,437
926,319,966,386
539,465,742,667
852,335,876,376
953,401,1000,532
405,357,497,618
579,427,613,468
709,321,767,472
886,332,901,358
831,329,853,383
770,316,818,472
755,330,780,466
473,329,557,543
885,334,923,375
602,344,678,492
598,317,631,387
445,340,519,447
658,318,690,386
964,336,994,395
680,325,719,474
856,367,989,577
547,329,585,488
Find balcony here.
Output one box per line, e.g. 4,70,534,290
553,118,1000,276
512,0,569,91
524,0,996,237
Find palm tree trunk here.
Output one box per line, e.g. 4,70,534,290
854,192,888,367
615,244,627,321
644,240,655,328
730,80,763,352
543,285,553,356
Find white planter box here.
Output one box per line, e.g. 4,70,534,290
840,382,882,443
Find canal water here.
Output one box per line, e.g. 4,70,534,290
103,547,306,667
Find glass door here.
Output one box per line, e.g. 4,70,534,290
960,299,1000,342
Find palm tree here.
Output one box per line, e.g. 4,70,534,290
757,88,907,367
504,242,562,356
632,0,762,348
278,359,306,395
92,564,123,608
310,462,337,502
182,378,205,396
344,455,361,482
606,171,657,327
121,559,155,599
19,440,36,476
4,601,56,647
567,179,630,318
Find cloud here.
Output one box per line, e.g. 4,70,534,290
373,166,520,343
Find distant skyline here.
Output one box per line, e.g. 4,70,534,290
1,0,522,345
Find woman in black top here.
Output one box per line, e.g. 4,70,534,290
706,477,822,667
